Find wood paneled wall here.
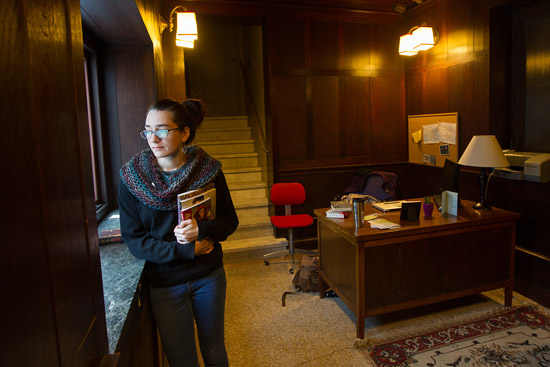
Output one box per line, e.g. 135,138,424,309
402,0,550,306
103,45,155,172
401,0,550,249
403,0,489,154
1,0,108,365
267,18,406,173
83,0,163,201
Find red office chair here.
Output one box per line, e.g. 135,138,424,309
264,182,316,273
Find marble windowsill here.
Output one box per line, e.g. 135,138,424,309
99,242,145,353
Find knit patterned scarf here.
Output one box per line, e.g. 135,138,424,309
120,145,221,210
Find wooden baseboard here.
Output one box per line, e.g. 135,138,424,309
514,278,550,307
515,248,550,308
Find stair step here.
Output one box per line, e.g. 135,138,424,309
222,236,288,264
236,206,269,219
231,187,266,201
196,127,251,142
237,216,272,226
224,167,262,183
233,196,268,208
217,153,259,169
225,167,262,174
227,181,267,201
228,180,266,190
227,221,274,240
228,182,270,220
216,152,258,159
222,236,285,252
232,193,269,218
236,206,268,218
198,140,255,155
199,115,277,264
203,116,248,129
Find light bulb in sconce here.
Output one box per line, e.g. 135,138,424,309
412,26,438,51
398,25,439,56
399,33,419,56
162,7,198,48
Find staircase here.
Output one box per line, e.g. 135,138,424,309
195,116,287,264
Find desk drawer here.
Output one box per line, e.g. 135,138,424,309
362,224,514,310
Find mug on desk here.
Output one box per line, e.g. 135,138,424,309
353,197,366,228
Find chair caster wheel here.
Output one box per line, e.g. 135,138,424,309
325,290,338,298
264,260,269,266
289,268,294,274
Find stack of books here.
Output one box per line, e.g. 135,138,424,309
326,200,353,218
177,183,216,223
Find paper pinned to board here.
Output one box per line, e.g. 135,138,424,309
412,130,422,144
423,124,440,144
422,122,457,145
438,122,456,144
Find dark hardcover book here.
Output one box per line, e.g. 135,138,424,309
98,228,123,244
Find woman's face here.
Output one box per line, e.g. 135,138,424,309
144,110,189,160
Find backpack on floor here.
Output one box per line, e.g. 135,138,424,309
292,255,319,293
281,256,320,306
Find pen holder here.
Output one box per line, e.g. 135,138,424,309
423,202,434,217
353,198,365,228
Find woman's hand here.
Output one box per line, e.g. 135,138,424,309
174,219,199,243
194,238,215,256
174,220,214,255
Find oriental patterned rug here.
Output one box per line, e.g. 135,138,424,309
357,305,550,367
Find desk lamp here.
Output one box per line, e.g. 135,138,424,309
458,135,509,210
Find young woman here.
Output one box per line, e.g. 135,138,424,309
118,98,238,367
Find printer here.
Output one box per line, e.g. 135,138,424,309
524,153,550,183
495,151,550,182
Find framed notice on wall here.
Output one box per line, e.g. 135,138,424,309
408,113,458,168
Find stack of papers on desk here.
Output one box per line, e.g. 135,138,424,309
368,218,401,230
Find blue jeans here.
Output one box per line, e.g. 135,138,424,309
149,267,228,367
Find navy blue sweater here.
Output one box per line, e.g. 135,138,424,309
118,172,239,288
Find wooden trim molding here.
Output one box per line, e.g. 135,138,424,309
163,0,402,23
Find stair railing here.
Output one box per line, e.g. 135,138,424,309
238,60,270,153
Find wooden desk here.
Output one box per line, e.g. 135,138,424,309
314,200,520,339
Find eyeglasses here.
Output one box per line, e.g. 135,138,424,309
139,128,180,139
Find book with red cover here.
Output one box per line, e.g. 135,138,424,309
177,183,216,224
180,198,212,222
325,209,351,218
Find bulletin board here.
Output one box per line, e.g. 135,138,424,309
408,113,458,167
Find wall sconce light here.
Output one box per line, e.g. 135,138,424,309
399,33,418,56
399,24,439,56
162,6,198,48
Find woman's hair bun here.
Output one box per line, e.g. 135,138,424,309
182,99,205,130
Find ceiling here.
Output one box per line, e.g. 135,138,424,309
231,0,427,14
81,0,428,43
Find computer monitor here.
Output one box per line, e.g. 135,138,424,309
439,159,460,194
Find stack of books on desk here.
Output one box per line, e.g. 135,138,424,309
330,200,352,211
326,200,353,218
325,209,351,218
